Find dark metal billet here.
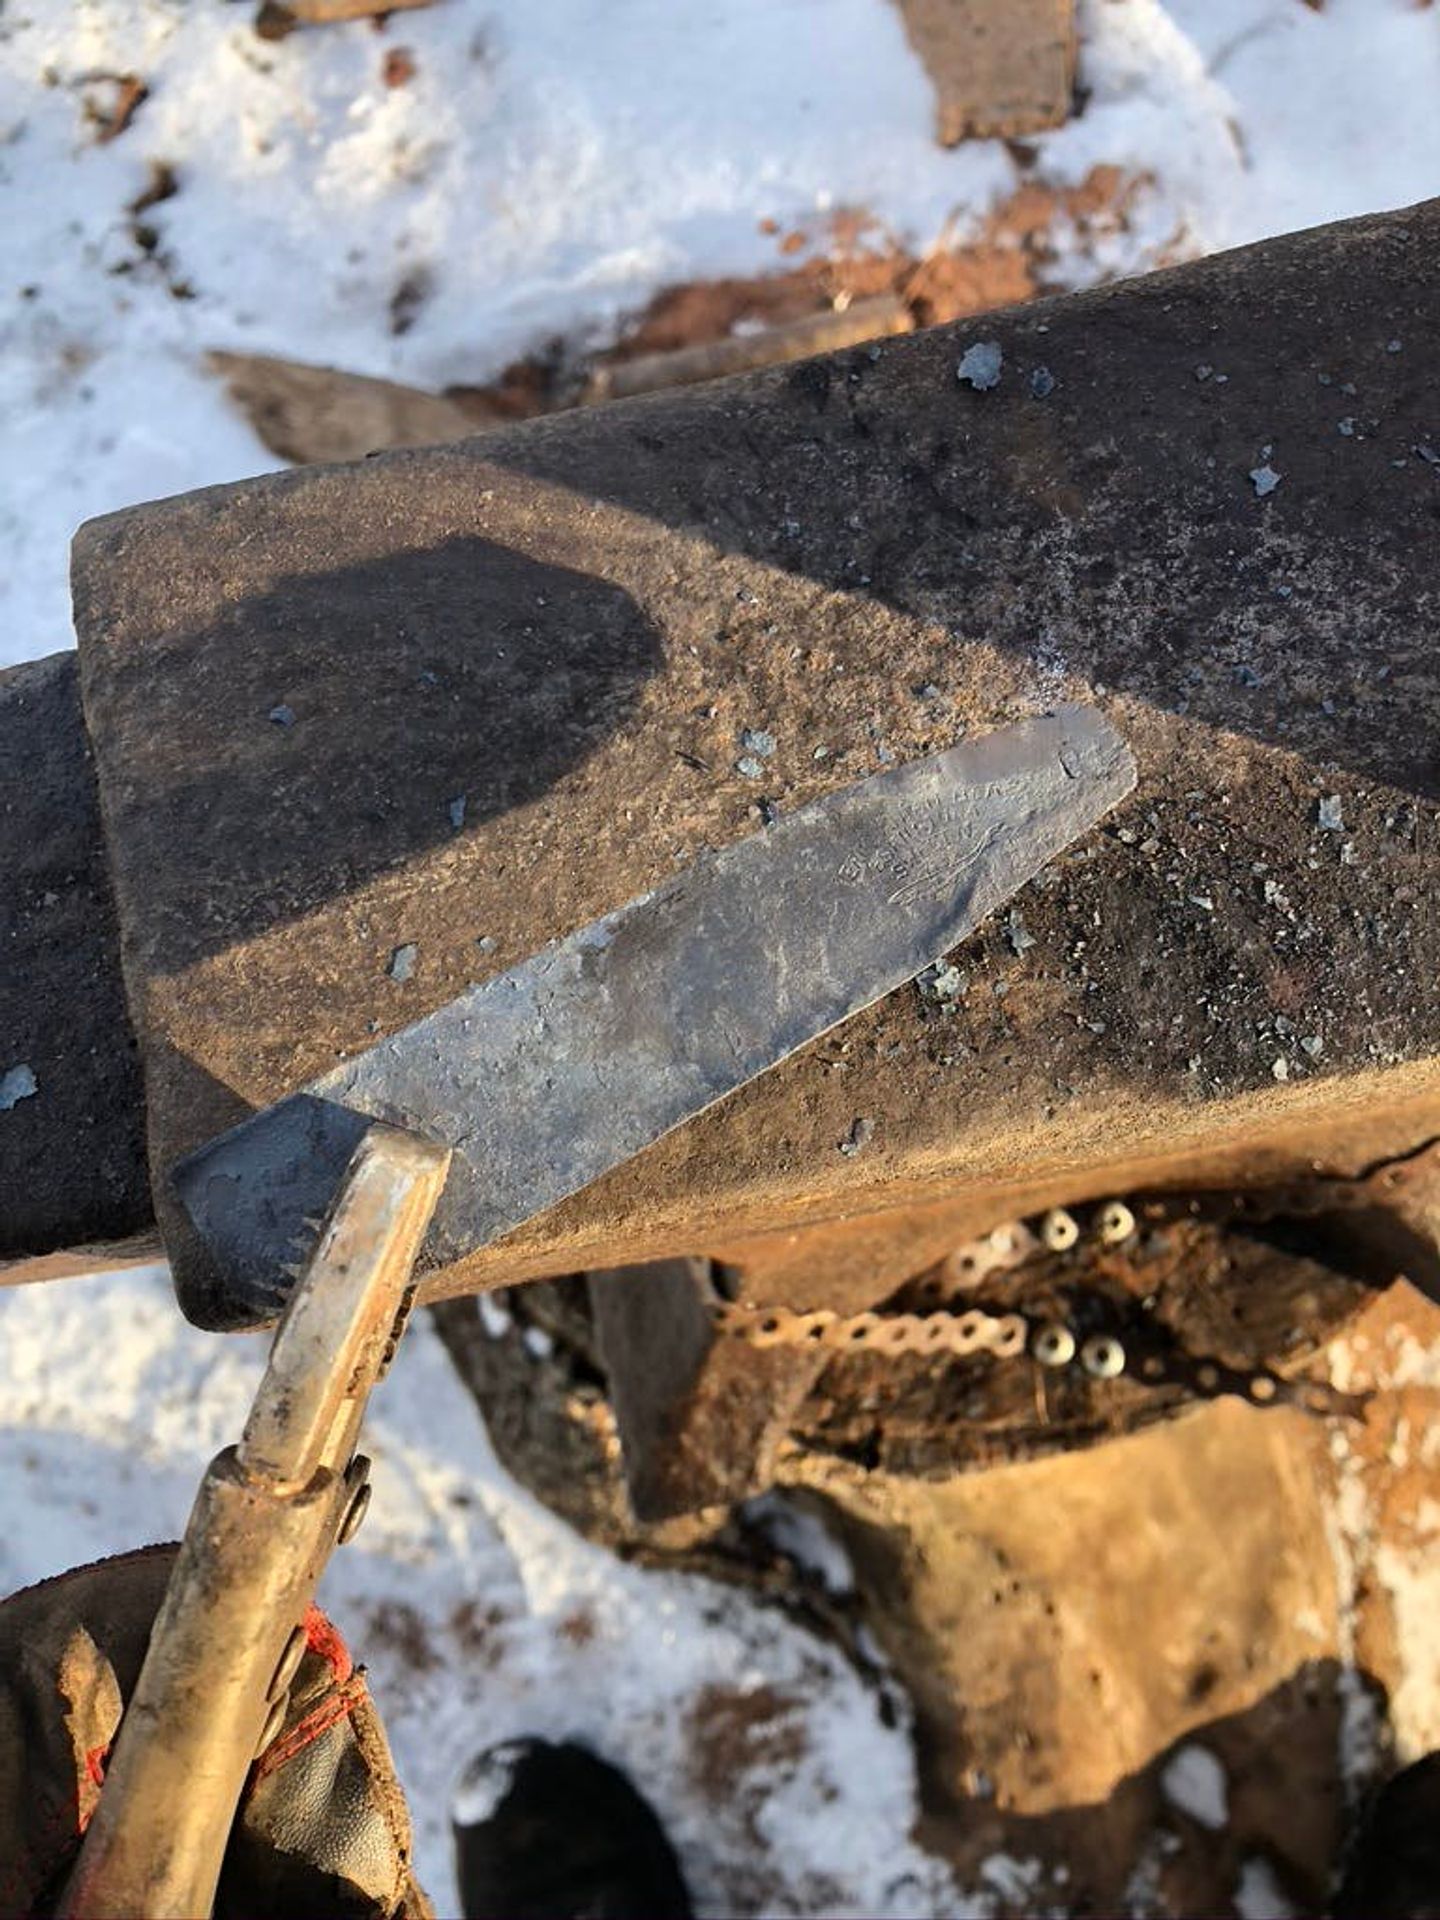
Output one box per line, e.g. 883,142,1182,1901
174,705,1135,1326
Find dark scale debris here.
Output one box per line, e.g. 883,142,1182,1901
956,341,1003,392
0,1064,38,1111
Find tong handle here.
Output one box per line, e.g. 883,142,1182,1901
59,1123,450,1920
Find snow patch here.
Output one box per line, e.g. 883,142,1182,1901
1235,1855,1296,1920
6,0,1440,666
451,1741,525,1828
0,1266,970,1914
745,1492,855,1597
979,1851,1043,1904
1374,1540,1440,1763
1161,1742,1229,1829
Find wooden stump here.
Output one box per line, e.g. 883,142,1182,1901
892,0,1077,142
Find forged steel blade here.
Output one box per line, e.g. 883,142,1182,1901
174,705,1135,1326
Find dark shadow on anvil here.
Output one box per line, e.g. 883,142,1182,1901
908,1659,1390,1919
470,208,1440,803
403,215,1440,1118
116,538,664,973
0,654,149,1257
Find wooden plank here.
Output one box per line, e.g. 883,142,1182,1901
892,0,1077,143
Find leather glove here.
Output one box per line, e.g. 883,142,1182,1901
0,1546,430,1919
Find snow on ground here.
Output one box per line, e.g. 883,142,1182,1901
3,3,1440,1911
1159,1742,1230,1832
0,1265,975,1918
2,0,1439,666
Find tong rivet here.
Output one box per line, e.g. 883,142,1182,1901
268,1623,308,1701
338,1476,372,1547
254,1693,287,1758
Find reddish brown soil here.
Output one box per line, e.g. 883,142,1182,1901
447,166,1147,423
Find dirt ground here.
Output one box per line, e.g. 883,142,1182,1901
438,1257,1440,1917
798,1279,1440,1918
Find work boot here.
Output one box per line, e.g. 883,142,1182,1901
1334,1752,1440,1919
453,1737,692,1920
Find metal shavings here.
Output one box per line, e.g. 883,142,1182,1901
1029,366,1055,399
1272,1056,1290,1082
1338,417,1357,437
1301,1034,1324,1058
448,795,467,830
740,727,776,758
387,942,418,982
1006,910,1036,956
0,1064,38,1111
1317,794,1344,832
735,755,765,779
268,704,295,727
839,1116,874,1157
1249,464,1281,498
1416,443,1440,466
957,341,1003,391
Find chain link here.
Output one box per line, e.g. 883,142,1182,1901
707,1202,1366,1420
